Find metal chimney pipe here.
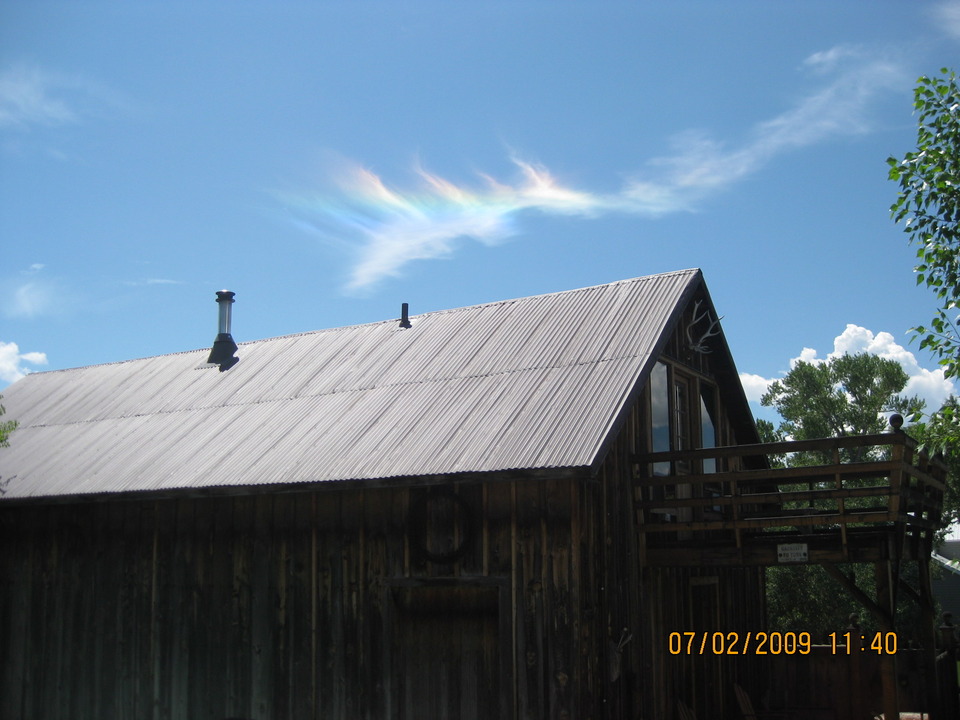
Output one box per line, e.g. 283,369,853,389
399,302,411,329
206,290,239,371
216,290,235,334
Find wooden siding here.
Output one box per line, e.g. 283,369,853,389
596,394,766,720
0,476,609,720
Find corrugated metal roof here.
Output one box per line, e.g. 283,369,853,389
0,269,702,501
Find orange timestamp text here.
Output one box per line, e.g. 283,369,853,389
668,631,811,655
827,631,897,655
667,630,899,656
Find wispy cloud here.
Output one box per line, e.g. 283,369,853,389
120,278,185,287
0,340,48,385
934,0,960,40
641,46,904,197
4,282,55,319
283,48,906,291
0,64,77,129
0,62,127,132
741,325,957,415
1,264,59,319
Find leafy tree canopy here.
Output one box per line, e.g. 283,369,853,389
889,68,960,383
0,395,16,449
761,352,924,444
888,67,960,515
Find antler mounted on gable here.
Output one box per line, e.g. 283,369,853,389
685,300,723,354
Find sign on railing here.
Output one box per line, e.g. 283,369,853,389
777,543,808,563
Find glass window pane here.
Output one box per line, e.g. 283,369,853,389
650,362,670,475
700,386,718,474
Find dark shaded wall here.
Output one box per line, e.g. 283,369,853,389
0,474,615,720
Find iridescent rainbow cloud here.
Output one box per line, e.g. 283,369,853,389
281,48,903,291
283,155,680,291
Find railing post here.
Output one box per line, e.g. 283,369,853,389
889,435,906,521
833,444,849,560
938,613,959,719
729,450,742,555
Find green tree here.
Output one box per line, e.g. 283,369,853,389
908,396,960,531
888,67,960,528
0,395,16,448
761,352,924,461
760,353,925,636
889,68,960,387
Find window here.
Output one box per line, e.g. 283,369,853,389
646,363,726,522
674,375,692,452
699,384,718,475
650,362,670,476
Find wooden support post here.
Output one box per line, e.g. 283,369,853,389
939,614,960,720
848,615,865,720
875,560,900,720
822,562,900,718
917,556,942,718
822,563,886,624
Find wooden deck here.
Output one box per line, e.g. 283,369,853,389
633,432,948,567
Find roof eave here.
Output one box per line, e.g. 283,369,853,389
0,465,595,507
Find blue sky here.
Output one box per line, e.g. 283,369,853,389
2,1,960,425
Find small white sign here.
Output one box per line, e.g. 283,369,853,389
777,543,808,563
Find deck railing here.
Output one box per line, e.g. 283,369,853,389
633,433,948,565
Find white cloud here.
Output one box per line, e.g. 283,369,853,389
790,348,820,368
654,48,903,200
0,341,48,384
802,45,863,72
1,265,62,319
121,278,184,287
740,373,774,404
285,47,907,291
4,281,55,318
934,1,960,40
0,62,129,134
0,64,77,129
741,325,958,416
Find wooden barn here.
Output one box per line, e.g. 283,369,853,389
0,268,946,719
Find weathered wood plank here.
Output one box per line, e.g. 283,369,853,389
229,495,255,718
187,497,214,720
250,494,275,719
544,476,573,719
286,493,315,720
361,488,388,720
314,488,339,718
516,479,544,719
458,482,484,577
0,508,31,719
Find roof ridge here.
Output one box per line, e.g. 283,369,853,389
10,270,701,377
235,269,702,344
